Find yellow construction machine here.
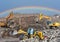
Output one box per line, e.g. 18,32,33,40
1,28,28,40
0,12,14,27
38,13,52,29
0,21,6,27
39,13,51,21
15,28,44,40
27,28,44,40
39,13,60,29
33,31,44,40
48,22,60,29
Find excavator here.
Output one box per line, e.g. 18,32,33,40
39,13,60,29
16,28,44,40
15,28,44,40
39,13,51,21
27,28,44,40
0,12,29,40
38,13,51,29
0,12,14,27
1,28,28,40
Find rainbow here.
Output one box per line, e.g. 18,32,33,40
0,6,60,14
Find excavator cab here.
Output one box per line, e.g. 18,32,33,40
27,28,35,38
47,21,52,25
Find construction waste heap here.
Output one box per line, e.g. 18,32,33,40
0,12,60,42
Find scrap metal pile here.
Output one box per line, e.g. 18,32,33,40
0,12,60,42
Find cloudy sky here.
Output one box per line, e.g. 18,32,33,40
0,0,60,12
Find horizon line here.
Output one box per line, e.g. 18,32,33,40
0,6,60,14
